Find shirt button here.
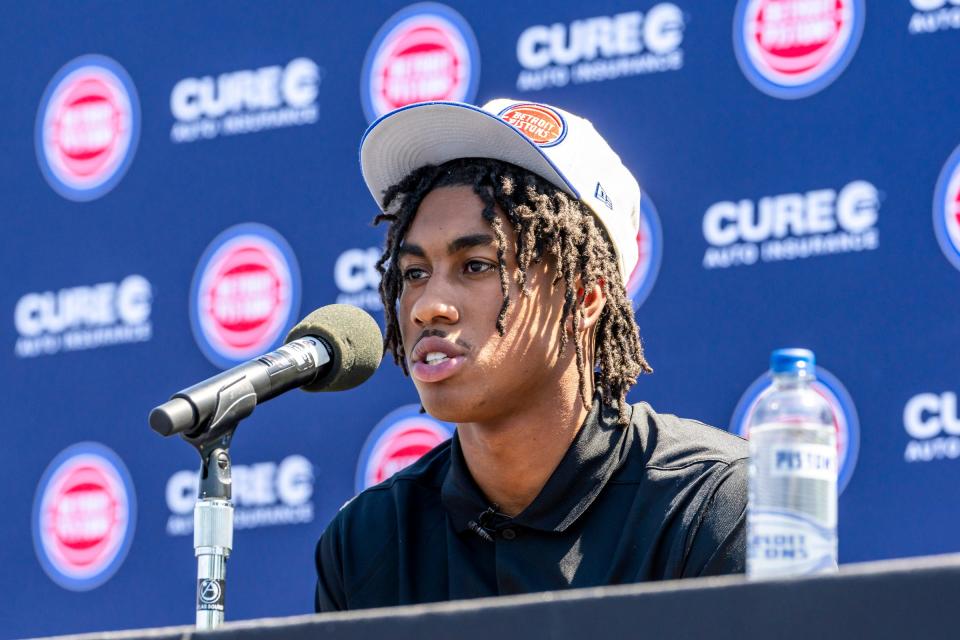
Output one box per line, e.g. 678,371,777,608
501,528,517,540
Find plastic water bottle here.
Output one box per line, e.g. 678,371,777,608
747,348,838,579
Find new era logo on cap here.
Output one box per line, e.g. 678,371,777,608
360,98,642,280
595,182,614,210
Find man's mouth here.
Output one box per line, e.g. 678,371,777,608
409,336,468,383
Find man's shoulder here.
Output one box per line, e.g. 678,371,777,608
330,437,451,528
315,438,452,611
629,401,749,472
621,402,748,576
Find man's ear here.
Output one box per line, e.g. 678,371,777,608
578,278,606,331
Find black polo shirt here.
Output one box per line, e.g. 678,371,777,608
315,399,749,612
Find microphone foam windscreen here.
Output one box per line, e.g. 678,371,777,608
284,304,384,392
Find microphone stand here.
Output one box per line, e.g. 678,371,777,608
180,375,258,631
149,306,383,630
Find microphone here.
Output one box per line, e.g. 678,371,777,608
149,304,383,438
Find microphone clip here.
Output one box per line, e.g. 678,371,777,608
467,505,501,542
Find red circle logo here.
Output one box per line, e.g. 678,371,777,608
51,76,124,178
499,104,567,146
33,444,135,590
750,1,847,78
36,56,139,200
947,170,960,250
933,145,960,272
627,215,653,294
356,406,454,492
734,0,864,98
940,158,960,258
362,4,480,121
625,193,663,309
191,224,301,368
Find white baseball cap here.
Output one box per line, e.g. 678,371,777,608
359,99,642,281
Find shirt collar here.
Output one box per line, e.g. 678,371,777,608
441,396,634,534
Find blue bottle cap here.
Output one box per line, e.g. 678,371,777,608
770,348,815,374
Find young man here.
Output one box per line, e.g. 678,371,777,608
315,99,748,612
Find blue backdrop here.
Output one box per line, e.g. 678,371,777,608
3,1,959,637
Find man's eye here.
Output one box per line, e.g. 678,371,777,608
402,267,428,281
465,260,494,274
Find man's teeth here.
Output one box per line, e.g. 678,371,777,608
424,352,450,365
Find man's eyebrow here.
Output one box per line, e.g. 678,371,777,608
397,243,425,258
448,233,494,254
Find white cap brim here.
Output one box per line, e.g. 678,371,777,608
360,101,580,208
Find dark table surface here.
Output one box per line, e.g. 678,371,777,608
34,553,960,640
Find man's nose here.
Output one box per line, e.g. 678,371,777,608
411,277,460,327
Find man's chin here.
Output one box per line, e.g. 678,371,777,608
416,384,483,424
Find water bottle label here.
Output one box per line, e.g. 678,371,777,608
769,442,836,481
748,510,837,578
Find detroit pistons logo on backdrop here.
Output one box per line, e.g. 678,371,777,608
190,223,301,369
730,366,860,493
733,0,865,99
499,103,567,146
933,143,960,273
361,2,480,122
35,55,140,201
32,443,136,591
356,405,454,492
626,191,664,309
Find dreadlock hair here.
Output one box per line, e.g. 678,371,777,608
373,157,652,425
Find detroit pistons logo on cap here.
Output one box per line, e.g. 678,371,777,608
733,0,865,99
730,366,860,493
190,223,301,369
499,103,568,147
35,55,140,201
361,2,480,122
356,405,454,492
933,143,960,273
32,443,136,591
626,191,663,309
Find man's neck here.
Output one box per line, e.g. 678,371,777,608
455,376,591,517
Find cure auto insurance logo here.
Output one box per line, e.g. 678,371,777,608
191,223,301,369
356,405,454,492
733,0,865,99
730,366,860,493
36,55,140,201
361,2,480,122
933,143,960,273
625,191,664,310
33,443,136,591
